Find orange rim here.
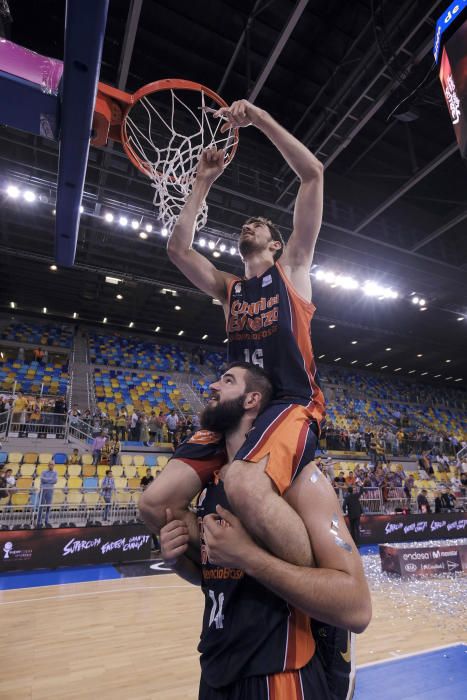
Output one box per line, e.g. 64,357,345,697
121,78,239,178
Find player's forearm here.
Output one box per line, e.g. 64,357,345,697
244,548,371,633
254,110,323,182
168,178,212,256
170,553,202,586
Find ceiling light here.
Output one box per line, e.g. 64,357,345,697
119,216,128,226
229,246,236,255
199,238,206,247
50,264,57,271
323,271,335,284
445,376,453,380
334,357,342,362
380,365,388,369
420,371,428,376
139,231,148,239
434,374,441,378
52,208,56,215
103,317,108,323
42,307,47,313
318,354,326,359
385,347,392,351
23,190,36,202
116,294,123,300
145,224,153,233
351,340,358,345
219,243,226,252
394,367,402,372
454,378,463,382
10,301,15,308
412,296,419,304
208,241,215,250
161,287,177,296
6,185,20,198
131,220,139,230
351,360,358,364
420,307,427,311
161,227,169,236
316,269,326,280
365,362,373,367
104,212,114,223
178,330,184,336
419,298,426,306
105,276,122,285
328,324,336,329
73,312,78,319
223,338,228,343
79,205,84,213
445,359,451,363
129,321,134,328
457,316,464,321
202,334,208,340
408,370,416,374
417,353,423,358
174,305,181,311
213,251,221,258
154,326,160,332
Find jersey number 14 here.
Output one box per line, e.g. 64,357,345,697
243,348,264,368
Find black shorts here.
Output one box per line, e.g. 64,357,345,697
198,654,331,700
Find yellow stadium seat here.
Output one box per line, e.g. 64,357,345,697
52,490,66,504
113,477,126,489
83,492,100,506
83,465,97,478
55,464,67,478
81,454,93,465
33,477,41,490
120,455,133,467
67,464,81,477
117,491,132,503
23,452,38,464
36,464,50,476
127,477,141,490
68,476,82,489
133,455,145,467
16,477,33,490
97,465,108,478
137,466,148,478
67,491,83,505
131,491,141,504
5,463,20,476
124,466,137,478
38,453,53,465
157,456,169,467
7,452,22,464
56,477,66,489
19,463,35,478
110,465,123,478
11,492,30,506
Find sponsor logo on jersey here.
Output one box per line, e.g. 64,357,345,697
262,274,272,287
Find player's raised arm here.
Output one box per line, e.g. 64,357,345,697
217,99,323,270
167,147,236,302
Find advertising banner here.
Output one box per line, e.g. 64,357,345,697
356,512,466,545
0,524,152,571
380,543,466,578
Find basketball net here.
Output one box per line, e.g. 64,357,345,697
124,89,238,232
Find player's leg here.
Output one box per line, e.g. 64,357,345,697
223,404,319,568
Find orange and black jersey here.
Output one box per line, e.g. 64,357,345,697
226,262,325,425
197,475,315,689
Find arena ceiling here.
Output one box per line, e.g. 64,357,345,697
0,0,466,383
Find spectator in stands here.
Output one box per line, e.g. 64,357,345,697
333,471,346,496
115,411,128,441
140,415,150,446
148,412,159,444
403,475,414,508
69,448,81,465
12,392,28,426
342,486,363,545
140,468,154,490
416,489,431,514
130,410,139,441
165,409,179,444
154,412,165,443
441,487,456,511
368,434,377,464
0,468,6,500
17,346,25,363
109,438,121,467
101,469,116,521
33,346,44,364
191,413,200,431
92,431,107,466
37,461,57,527
460,472,467,496
345,470,356,488
3,468,16,503
434,491,443,513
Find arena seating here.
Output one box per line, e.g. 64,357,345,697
88,332,199,372
0,321,73,348
0,359,69,395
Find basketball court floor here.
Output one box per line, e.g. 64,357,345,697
1,550,465,699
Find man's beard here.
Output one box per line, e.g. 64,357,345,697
238,237,264,258
201,395,246,433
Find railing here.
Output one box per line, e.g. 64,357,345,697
0,409,10,440
66,416,94,444
0,487,142,529
323,434,461,458
8,411,68,439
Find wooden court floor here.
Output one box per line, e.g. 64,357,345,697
0,571,465,700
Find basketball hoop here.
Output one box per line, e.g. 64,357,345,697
93,79,239,232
